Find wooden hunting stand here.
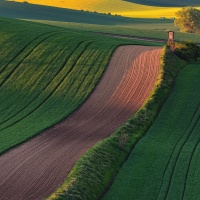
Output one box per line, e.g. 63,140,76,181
168,31,175,51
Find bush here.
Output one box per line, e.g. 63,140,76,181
174,7,200,34
174,40,200,62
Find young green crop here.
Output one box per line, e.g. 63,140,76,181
104,62,200,199
25,19,200,43
0,17,162,154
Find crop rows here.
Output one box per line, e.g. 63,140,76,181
0,43,161,200
104,62,200,199
0,18,117,154
0,18,164,199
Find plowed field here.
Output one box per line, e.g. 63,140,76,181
0,45,161,199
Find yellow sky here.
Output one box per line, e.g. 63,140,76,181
11,0,200,18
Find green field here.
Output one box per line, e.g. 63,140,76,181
0,1,140,25
1,1,200,199
0,18,162,155
27,19,200,43
126,0,200,6
48,46,186,199
1,14,200,200
104,61,200,199
9,0,200,18
1,1,200,43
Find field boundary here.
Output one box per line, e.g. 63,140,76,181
94,32,200,46
47,46,186,200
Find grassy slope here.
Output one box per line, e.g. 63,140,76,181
9,0,200,18
28,19,200,44
48,47,186,199
1,1,200,43
125,0,200,7
104,61,200,199
0,1,141,25
0,17,161,155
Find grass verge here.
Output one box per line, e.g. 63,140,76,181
47,46,186,199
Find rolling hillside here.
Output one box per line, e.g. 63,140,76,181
1,0,200,47
1,0,200,45
8,0,200,18
104,61,200,199
0,1,136,25
0,17,160,154
0,18,163,199
0,44,162,200
126,0,200,7
0,17,119,154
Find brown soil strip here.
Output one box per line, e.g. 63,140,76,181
0,45,161,200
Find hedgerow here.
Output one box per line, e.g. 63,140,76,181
174,40,200,62
47,46,186,200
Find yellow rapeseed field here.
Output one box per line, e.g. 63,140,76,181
11,0,200,18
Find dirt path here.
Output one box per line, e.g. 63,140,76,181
0,45,161,200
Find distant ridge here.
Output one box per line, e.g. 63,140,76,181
125,0,200,7
0,1,135,25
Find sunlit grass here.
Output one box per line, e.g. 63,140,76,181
104,61,200,200
22,19,200,43
0,17,162,155
9,0,200,18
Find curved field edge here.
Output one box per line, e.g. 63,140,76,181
0,38,115,155
7,0,200,18
24,19,200,44
125,0,200,7
103,63,200,199
47,46,186,200
0,18,162,155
